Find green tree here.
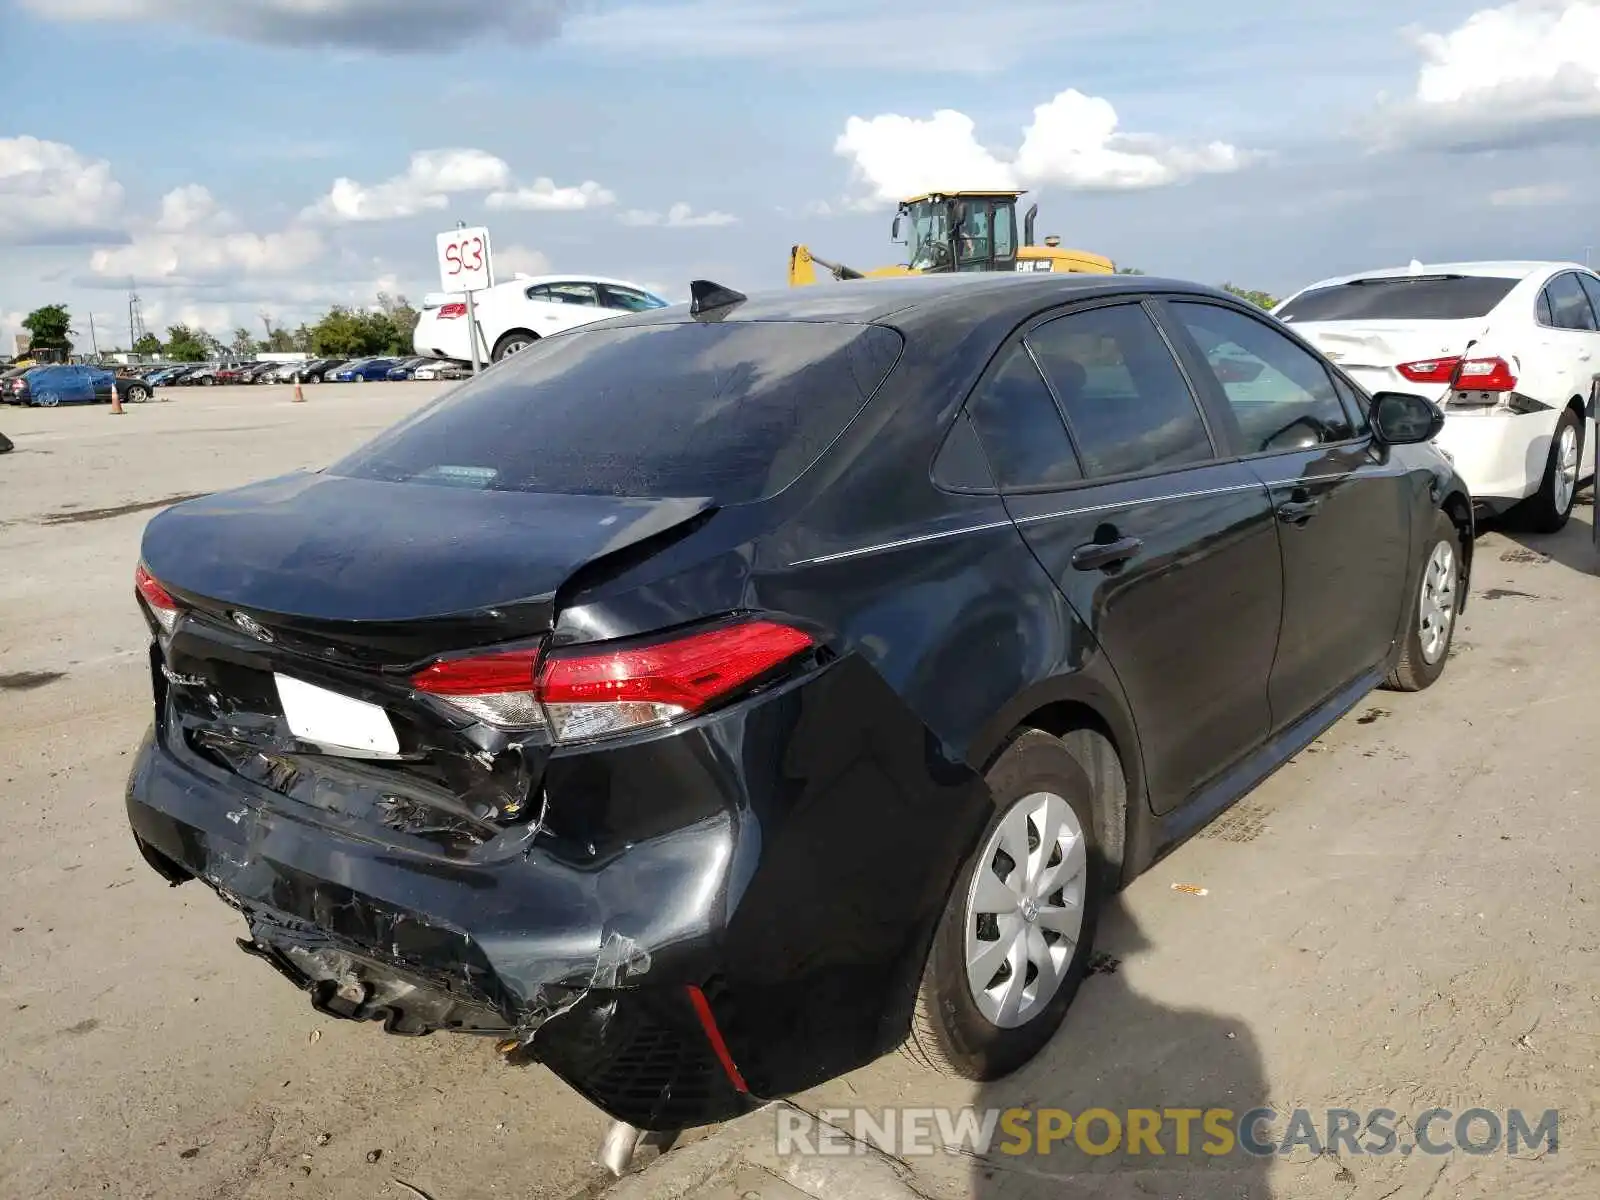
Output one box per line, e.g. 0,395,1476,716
22,304,73,354
132,332,164,357
165,324,210,362
230,327,259,357
376,292,419,355
1222,283,1278,311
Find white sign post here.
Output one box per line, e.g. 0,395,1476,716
436,224,494,375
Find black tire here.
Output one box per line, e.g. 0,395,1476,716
201,376,215,386
492,331,537,363
902,728,1109,1081
1384,508,1461,692
127,386,150,403
1519,406,1583,534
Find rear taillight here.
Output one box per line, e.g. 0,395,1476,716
437,302,468,319
134,563,182,635
411,619,816,743
1397,357,1459,384
1452,356,1517,392
1397,355,1517,392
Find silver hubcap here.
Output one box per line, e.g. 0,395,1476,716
39,392,59,407
501,339,531,358
1419,540,1457,665
1553,424,1578,515
964,791,1087,1029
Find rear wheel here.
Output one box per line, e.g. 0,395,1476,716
492,331,537,362
1520,406,1582,533
903,728,1107,1080
127,386,150,403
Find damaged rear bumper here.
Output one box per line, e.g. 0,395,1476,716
125,723,753,1129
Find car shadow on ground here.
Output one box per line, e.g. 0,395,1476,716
1478,493,1597,579
954,898,1274,1200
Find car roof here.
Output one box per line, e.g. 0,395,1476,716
1295,260,1590,290
586,272,1236,333
490,273,660,293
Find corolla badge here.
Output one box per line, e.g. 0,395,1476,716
232,612,273,642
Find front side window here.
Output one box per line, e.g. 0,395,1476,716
1170,301,1356,454
600,285,668,312
1026,303,1214,479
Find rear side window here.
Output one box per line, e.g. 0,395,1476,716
1544,272,1598,331
1277,275,1518,322
965,343,1082,490
1027,303,1214,479
331,321,903,503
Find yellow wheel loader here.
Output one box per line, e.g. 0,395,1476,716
789,190,1114,286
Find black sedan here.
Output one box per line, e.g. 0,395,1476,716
124,273,1470,1132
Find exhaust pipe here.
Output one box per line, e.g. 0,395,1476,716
1023,204,1038,247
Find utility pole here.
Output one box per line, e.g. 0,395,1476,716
260,310,274,345
88,312,100,358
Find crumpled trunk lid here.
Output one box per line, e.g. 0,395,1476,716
139,471,714,858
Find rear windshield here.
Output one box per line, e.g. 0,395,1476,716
331,320,904,503
1277,275,1519,322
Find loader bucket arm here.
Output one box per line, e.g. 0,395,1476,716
789,245,867,287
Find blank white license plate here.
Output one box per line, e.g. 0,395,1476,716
274,673,400,757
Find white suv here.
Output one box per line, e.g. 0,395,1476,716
413,274,672,365
1275,261,1600,531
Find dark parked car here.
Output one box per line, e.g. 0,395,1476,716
125,274,1471,1134
384,356,433,381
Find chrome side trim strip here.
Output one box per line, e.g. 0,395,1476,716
1014,481,1264,527
789,478,1279,567
789,519,1016,567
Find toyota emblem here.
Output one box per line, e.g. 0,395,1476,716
232,612,273,642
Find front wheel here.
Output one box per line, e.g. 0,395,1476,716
902,728,1106,1081
35,391,61,408
1385,508,1461,692
201,376,215,386
127,386,150,403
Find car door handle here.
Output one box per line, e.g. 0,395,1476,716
1276,499,1320,524
1071,536,1143,571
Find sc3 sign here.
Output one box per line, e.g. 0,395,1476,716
436,227,494,293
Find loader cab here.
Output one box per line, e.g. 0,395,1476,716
894,191,1020,274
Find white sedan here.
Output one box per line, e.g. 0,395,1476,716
413,274,672,364
1275,260,1600,531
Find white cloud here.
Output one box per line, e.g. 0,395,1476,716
304,148,512,222
0,135,125,243
1385,2,1600,145
835,89,1247,208
91,184,323,286
20,0,577,53
618,202,737,228
1489,182,1574,206
485,178,616,211
495,243,553,276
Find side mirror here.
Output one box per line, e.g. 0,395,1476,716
891,215,902,242
1371,391,1446,445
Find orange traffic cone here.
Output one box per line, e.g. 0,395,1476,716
109,378,124,415
292,380,305,404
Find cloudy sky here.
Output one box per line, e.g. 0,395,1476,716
3,0,1598,350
